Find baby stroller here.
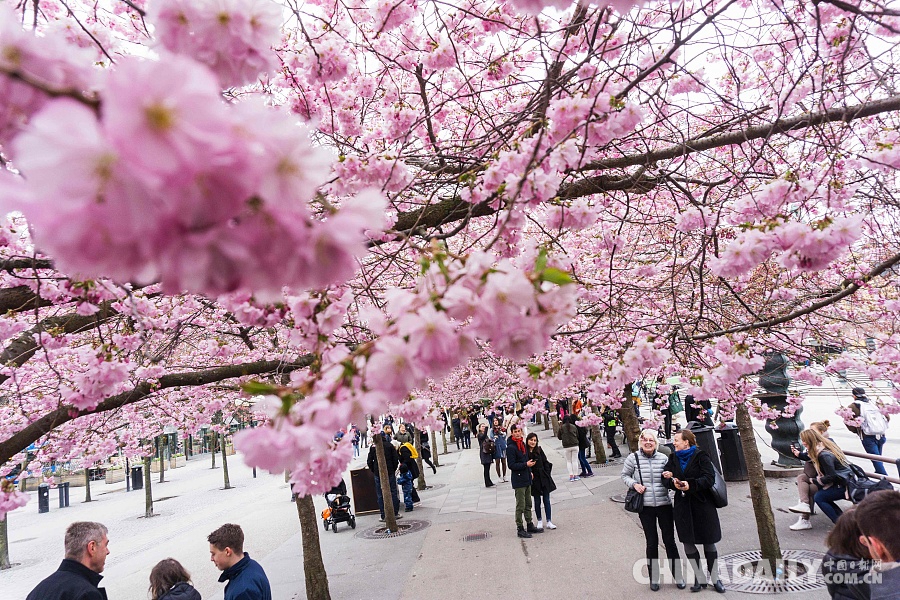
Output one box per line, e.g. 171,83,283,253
322,479,356,533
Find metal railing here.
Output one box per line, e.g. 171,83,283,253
842,449,900,485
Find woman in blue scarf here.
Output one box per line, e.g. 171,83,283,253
663,430,724,593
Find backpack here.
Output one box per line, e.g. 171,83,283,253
845,463,894,504
401,442,418,459
857,401,888,436
482,438,496,456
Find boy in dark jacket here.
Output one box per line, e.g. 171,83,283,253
208,523,271,600
398,463,415,512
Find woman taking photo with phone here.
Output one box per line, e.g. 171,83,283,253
799,428,852,524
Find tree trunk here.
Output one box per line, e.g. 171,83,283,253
295,494,332,600
414,429,426,490
429,430,440,467
0,515,10,570
618,384,641,453
590,423,607,464
143,456,153,518
222,435,232,489
374,435,398,532
125,456,130,493
18,459,29,492
211,432,217,469
84,469,92,502
159,435,166,484
550,409,559,437
440,427,448,455
544,407,550,430
735,403,783,567
186,434,192,460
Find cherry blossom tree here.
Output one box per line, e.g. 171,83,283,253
3,0,900,592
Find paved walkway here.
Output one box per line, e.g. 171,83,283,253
2,377,897,599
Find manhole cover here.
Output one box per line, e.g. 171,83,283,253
356,519,431,540
719,549,826,593
463,531,492,542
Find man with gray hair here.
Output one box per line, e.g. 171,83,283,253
27,521,110,600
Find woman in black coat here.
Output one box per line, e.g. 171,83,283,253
526,432,557,530
663,430,725,593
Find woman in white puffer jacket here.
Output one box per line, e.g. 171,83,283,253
621,429,685,592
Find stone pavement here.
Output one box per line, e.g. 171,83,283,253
2,382,897,600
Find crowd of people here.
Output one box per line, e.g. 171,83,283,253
24,385,898,599
27,522,270,600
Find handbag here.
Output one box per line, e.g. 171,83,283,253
624,453,645,513
845,463,894,504
709,465,728,508
669,391,684,414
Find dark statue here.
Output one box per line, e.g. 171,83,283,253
758,353,804,468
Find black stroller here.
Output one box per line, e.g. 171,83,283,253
322,479,356,533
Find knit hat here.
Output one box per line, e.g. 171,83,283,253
851,387,866,398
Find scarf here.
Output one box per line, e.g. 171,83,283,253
512,436,525,454
675,445,697,471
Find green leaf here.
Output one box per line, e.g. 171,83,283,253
540,267,573,285
241,381,277,396
535,247,548,272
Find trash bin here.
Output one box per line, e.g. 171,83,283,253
350,468,380,515
685,422,722,474
131,465,143,491
717,424,748,481
58,481,70,508
38,483,50,513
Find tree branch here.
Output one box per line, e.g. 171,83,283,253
582,94,900,171
0,356,315,465
688,251,900,341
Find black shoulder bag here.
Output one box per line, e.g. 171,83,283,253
624,453,645,513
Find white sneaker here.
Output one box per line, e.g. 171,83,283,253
790,516,812,531
537,520,543,529
788,502,812,514
546,521,557,530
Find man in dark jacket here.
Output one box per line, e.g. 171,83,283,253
367,433,401,520
209,523,271,600
27,521,110,600
506,424,543,538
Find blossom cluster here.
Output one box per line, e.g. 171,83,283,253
235,249,577,492
0,4,95,145
149,0,282,87
0,480,28,520
708,216,862,278
5,52,384,299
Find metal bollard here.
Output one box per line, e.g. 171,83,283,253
38,483,50,513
